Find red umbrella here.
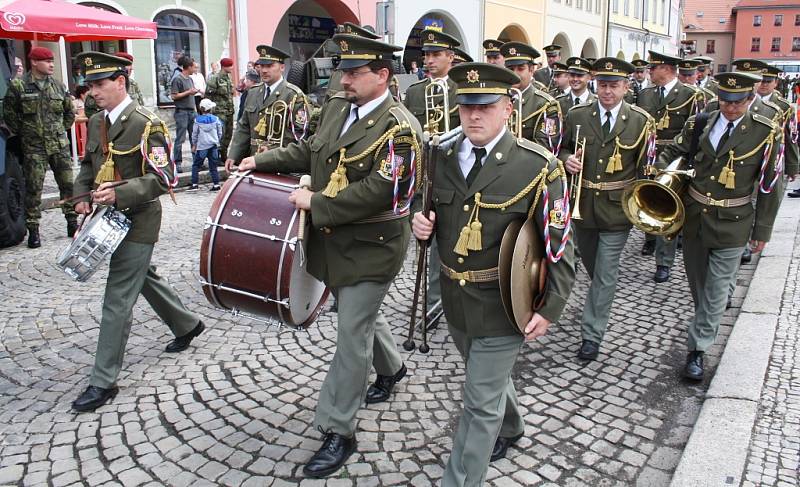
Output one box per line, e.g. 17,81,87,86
0,0,157,41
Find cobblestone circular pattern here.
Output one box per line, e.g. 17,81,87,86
0,189,753,486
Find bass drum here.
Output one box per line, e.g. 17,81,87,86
199,171,329,328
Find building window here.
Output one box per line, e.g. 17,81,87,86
612,0,619,13
576,0,583,9
706,40,715,53
634,0,640,18
565,0,572,6
771,37,781,52
624,0,630,15
751,37,760,52
643,0,649,21
753,15,761,26
775,14,783,26
795,14,800,26
660,0,666,25
154,10,204,106
586,0,592,12
793,37,800,51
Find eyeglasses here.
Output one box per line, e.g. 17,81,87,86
341,68,374,78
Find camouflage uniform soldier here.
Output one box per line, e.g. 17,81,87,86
3,47,77,248
205,58,235,160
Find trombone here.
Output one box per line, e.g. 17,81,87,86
266,100,288,149
570,124,586,220
507,87,523,138
424,78,450,136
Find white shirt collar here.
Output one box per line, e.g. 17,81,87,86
597,100,623,128
660,76,679,94
340,89,390,137
267,77,284,93
458,128,507,178
760,93,772,102
105,95,133,125
569,89,590,104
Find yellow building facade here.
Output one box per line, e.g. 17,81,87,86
484,0,546,51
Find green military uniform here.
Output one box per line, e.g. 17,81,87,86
227,45,310,162
548,61,569,98
325,23,382,105
637,51,702,275
85,78,143,119
253,35,422,443
205,68,235,160
679,59,716,111
72,52,200,390
427,63,575,486
656,72,782,378
556,57,597,116
500,42,562,153
533,44,561,89
483,39,503,63
3,69,77,232
403,29,462,312
693,56,719,96
559,58,656,349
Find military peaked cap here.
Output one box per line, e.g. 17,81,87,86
450,62,520,105
332,34,401,70
76,51,131,82
500,42,540,66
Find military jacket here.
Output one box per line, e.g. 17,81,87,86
559,101,655,231
698,77,719,95
517,83,561,152
205,71,234,115
403,77,459,135
534,67,553,89
557,91,597,121
429,130,575,337
657,111,782,248
85,79,144,119
254,92,422,288
766,91,799,176
3,72,74,156
636,81,699,143
74,102,174,244
228,78,310,161
691,84,717,111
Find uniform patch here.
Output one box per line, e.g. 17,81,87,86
549,198,566,229
541,117,557,136
295,108,308,125
379,154,405,179
150,147,169,168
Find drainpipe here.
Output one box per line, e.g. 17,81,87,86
227,0,239,84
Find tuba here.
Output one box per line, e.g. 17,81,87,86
424,78,450,135
266,100,289,149
621,157,696,240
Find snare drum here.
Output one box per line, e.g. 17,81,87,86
199,171,329,327
56,205,131,282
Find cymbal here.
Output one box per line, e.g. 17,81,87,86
509,218,548,333
498,219,524,328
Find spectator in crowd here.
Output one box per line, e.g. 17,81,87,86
190,61,206,112
189,98,222,192
210,61,220,76
237,69,260,122
170,55,198,173
73,85,90,123
13,57,23,79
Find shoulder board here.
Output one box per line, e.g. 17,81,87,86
408,78,429,88
533,89,556,102
284,82,304,94
516,137,556,161
135,106,159,121
761,98,781,112
568,99,594,112
629,103,655,122
752,112,777,129
771,94,790,108
639,86,657,94
328,91,347,100
388,105,416,132
555,92,569,101
533,80,548,91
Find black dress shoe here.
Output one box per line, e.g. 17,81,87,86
788,188,800,198
165,321,205,353
72,385,119,412
726,296,733,309
490,433,523,462
577,340,600,361
741,247,752,264
27,228,41,248
683,351,704,381
365,364,407,404
654,265,670,283
67,220,79,238
641,240,655,256
303,432,357,478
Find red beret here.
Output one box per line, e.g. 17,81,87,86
29,47,54,61
115,51,134,62
220,58,233,67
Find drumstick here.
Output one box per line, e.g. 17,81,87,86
50,181,129,208
297,175,312,242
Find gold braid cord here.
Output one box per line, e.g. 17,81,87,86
606,120,654,174
95,141,142,185
718,130,775,189
322,122,418,198
454,163,565,256
657,94,698,130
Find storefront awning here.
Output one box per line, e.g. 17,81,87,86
0,0,157,41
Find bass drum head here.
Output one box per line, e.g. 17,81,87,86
288,249,330,327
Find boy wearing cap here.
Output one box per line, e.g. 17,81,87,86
225,44,310,170
500,41,562,153
205,58,235,160
412,61,575,485
189,98,223,191
560,58,656,361
238,34,422,478
636,51,700,283
70,52,204,412
657,72,782,380
3,46,77,248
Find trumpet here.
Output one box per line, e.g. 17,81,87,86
570,124,586,220
266,100,288,149
507,87,523,138
424,78,450,136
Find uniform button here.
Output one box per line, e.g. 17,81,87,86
595,191,600,196
702,208,708,213
735,215,739,219
457,257,464,264
706,192,711,197
598,159,604,164
327,158,332,164
710,176,715,181
463,205,470,212
601,143,606,148
596,175,601,180
378,236,384,241
459,279,466,287
323,227,332,234
358,163,364,168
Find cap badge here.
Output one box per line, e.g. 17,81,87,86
508,47,517,56
259,48,267,56
427,33,435,41
487,42,494,49
466,69,480,83
84,57,92,66
339,40,349,52
727,78,737,87
605,61,613,70
574,59,580,65
743,62,750,69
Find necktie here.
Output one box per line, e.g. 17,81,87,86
717,121,734,153
658,86,665,104
602,111,612,137
466,147,486,187
264,85,271,101
352,106,360,122
574,97,580,107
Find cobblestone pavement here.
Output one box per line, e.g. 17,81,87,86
742,224,800,487
0,190,756,487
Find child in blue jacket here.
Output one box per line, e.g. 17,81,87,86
189,98,223,191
